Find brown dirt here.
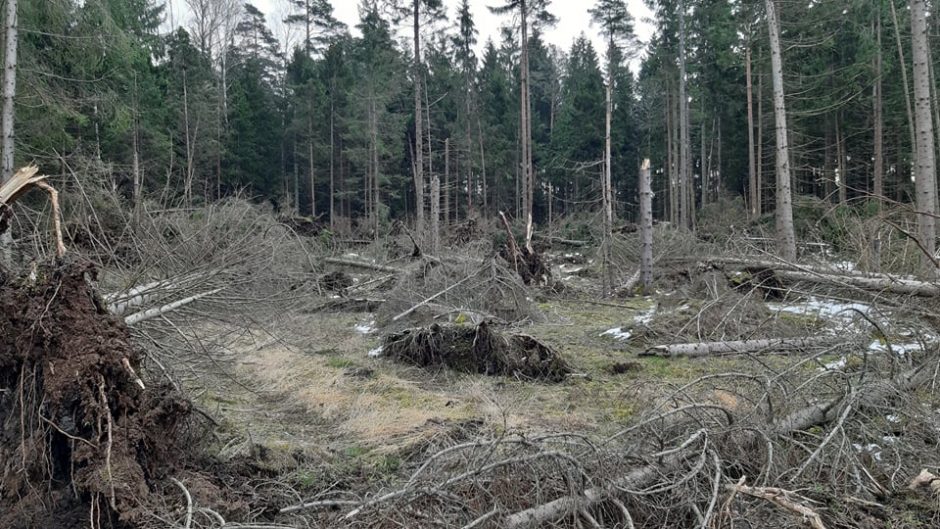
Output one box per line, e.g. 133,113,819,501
0,262,222,528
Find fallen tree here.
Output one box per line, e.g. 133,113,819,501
641,336,850,358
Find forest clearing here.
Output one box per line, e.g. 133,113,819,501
4,0,940,528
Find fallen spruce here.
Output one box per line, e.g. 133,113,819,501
381,321,570,381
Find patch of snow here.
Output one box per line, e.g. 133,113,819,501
355,320,376,334
821,356,847,371
601,327,632,341
344,253,360,259
853,443,883,462
635,307,656,325
833,260,857,272
886,414,900,423
868,340,923,356
368,346,384,358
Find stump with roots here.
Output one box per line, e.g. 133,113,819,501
382,321,571,382
0,262,202,528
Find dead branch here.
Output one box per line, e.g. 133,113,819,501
728,482,827,529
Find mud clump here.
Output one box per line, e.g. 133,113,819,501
0,262,199,528
382,321,570,382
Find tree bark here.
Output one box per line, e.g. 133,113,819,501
413,0,425,238
765,0,797,261
639,159,653,293
603,40,614,295
910,0,937,272
431,138,444,254
756,50,764,217
890,0,918,169
678,1,690,230
643,336,850,358
873,12,884,200
520,0,534,252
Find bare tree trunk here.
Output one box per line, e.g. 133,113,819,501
874,12,884,201
602,47,614,296
413,0,425,238
520,0,534,252
756,53,763,216
678,1,690,230
132,73,141,209
330,95,335,228
911,0,937,272
890,0,918,168
639,159,653,294
766,0,797,261
431,139,443,254
0,0,19,185
837,116,846,204
309,118,316,216
371,97,380,239
478,114,487,215
183,70,195,206
444,132,450,227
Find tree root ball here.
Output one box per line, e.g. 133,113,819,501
0,262,197,528
382,322,570,382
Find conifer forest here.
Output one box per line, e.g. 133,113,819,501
5,0,940,528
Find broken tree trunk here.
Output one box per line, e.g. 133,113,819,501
0,165,65,258
641,336,849,358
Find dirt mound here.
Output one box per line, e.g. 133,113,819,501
0,262,200,528
382,322,570,382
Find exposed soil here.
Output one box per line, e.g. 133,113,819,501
0,262,238,528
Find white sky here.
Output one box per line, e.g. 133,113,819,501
167,0,655,70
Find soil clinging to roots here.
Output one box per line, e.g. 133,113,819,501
382,321,571,382
0,262,196,528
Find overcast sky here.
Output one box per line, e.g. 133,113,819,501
167,0,656,70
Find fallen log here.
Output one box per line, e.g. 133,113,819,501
533,233,591,247
641,336,848,358
324,257,403,274
503,363,931,528
775,269,940,297
123,288,223,325
671,256,940,297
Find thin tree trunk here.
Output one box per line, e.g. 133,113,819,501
766,0,797,261
132,72,141,208
874,11,884,201
330,94,335,227
431,139,442,254
478,113,487,215
413,0,425,238
520,0,534,252
756,51,764,217
890,0,918,168
603,42,614,296
911,0,937,272
837,116,846,204
639,159,653,294
0,0,19,185
678,1,690,230
183,70,194,206
372,98,380,239
293,140,299,213
309,118,316,216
